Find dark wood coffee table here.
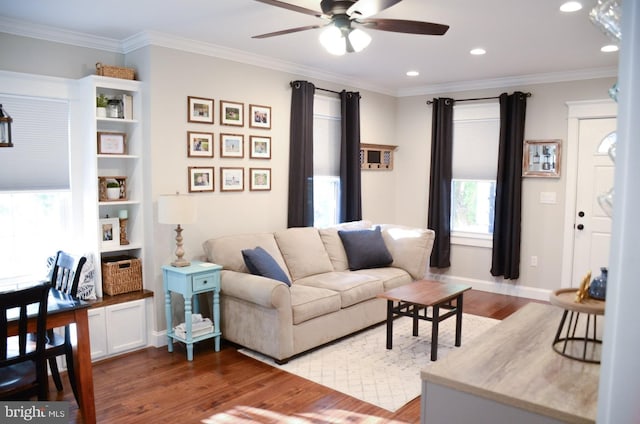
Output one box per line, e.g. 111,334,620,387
377,280,472,361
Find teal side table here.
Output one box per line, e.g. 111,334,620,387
162,260,222,361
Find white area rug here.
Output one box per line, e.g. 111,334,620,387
238,313,499,412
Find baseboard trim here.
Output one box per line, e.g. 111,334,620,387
426,273,552,302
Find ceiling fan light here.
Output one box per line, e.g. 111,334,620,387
320,26,346,55
348,28,371,52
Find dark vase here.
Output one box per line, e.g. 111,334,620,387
589,267,608,300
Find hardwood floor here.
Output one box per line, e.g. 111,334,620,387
54,290,546,423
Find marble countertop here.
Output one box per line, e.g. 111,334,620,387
421,302,600,424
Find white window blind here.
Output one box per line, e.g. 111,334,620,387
452,103,500,180
0,94,70,190
313,95,341,176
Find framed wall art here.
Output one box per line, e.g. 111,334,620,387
220,100,244,127
99,217,120,249
97,132,126,155
250,168,271,191
220,167,244,192
187,131,214,157
187,96,214,124
523,139,562,178
249,104,271,129
188,166,214,192
250,135,271,159
220,133,244,158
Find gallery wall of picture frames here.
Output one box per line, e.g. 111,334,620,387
185,96,273,193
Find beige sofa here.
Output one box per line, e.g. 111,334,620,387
202,220,434,363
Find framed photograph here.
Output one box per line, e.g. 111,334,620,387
250,136,271,159
99,218,120,249
187,131,214,157
249,104,271,129
250,168,271,191
188,166,214,192
97,132,126,155
187,96,214,124
220,100,244,127
523,139,562,178
220,167,244,192
220,133,244,158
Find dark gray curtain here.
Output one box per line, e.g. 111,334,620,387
287,80,315,228
427,98,454,268
339,90,362,223
491,92,528,279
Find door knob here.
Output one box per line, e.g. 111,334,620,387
577,224,584,230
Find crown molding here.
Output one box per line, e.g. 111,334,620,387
396,66,619,97
0,16,122,53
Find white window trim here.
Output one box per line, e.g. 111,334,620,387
451,231,493,248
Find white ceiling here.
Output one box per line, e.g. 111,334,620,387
0,0,618,96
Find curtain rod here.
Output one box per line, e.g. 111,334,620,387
426,92,531,105
289,81,341,95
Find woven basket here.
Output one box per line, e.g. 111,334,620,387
96,62,136,80
102,256,142,295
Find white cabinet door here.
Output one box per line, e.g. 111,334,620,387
105,299,147,355
88,308,108,360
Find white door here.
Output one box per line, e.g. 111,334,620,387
571,117,617,285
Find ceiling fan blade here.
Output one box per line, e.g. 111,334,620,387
358,18,449,35
347,0,403,19
253,0,323,18
252,24,324,39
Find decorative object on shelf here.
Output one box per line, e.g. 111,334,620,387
158,193,197,267
187,131,214,158
188,166,214,193
101,255,143,295
187,96,214,124
589,0,621,41
98,176,127,201
220,167,244,192
249,104,271,129
575,271,592,303
249,135,271,159
95,62,136,80
588,267,608,300
220,100,244,127
522,139,562,178
220,133,244,158
99,217,120,249
119,209,130,245
97,132,126,155
250,168,271,191
0,104,13,147
96,94,108,118
360,143,397,170
107,98,123,119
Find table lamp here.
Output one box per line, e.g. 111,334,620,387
158,193,197,267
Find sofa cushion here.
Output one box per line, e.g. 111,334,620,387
296,271,383,308
338,226,393,271
242,246,291,286
379,225,435,280
274,227,333,281
319,220,373,272
290,285,341,325
354,267,412,291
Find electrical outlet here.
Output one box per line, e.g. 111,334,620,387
530,256,538,267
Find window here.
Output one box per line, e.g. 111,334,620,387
451,103,500,245
313,95,341,228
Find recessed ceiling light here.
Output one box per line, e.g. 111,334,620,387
560,1,583,12
601,44,619,52
406,70,419,77
470,48,486,56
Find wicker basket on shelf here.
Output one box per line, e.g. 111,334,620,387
102,256,142,295
96,62,136,80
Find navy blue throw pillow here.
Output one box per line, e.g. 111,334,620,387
338,226,393,271
241,246,291,286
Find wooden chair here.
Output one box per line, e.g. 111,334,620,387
46,250,86,402
0,282,51,400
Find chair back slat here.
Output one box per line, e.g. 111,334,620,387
50,251,87,298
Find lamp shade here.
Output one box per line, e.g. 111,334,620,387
158,194,197,225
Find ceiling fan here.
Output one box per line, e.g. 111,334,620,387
252,0,449,55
